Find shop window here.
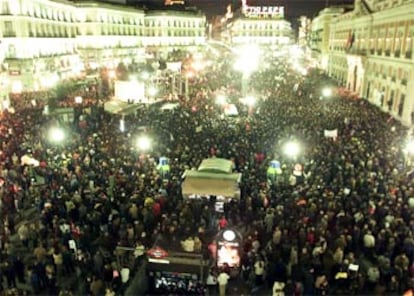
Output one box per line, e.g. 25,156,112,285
3,21,15,37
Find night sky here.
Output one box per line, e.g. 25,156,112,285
188,0,354,19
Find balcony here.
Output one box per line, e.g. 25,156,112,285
3,31,16,37
346,48,367,56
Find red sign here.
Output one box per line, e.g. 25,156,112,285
147,247,169,259
9,70,21,76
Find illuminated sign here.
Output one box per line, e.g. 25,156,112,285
147,246,169,259
242,0,284,18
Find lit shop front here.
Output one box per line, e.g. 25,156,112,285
146,245,209,295
210,229,243,277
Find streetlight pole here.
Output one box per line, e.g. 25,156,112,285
241,72,248,97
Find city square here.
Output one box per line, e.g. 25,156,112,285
0,0,414,295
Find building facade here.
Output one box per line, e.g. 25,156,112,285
327,0,414,125
227,17,293,45
298,16,312,48
0,0,206,101
310,7,346,70
222,1,294,46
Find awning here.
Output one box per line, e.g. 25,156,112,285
198,158,234,174
182,170,241,199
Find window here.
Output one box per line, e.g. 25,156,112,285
3,21,15,37
398,94,405,117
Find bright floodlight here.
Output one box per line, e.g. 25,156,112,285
234,44,260,75
75,96,83,104
108,70,116,79
148,86,158,97
322,88,332,98
406,140,414,155
141,71,150,80
49,127,65,143
223,230,236,241
216,95,227,105
244,96,256,107
136,135,151,151
284,141,300,158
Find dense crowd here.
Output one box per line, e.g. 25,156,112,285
1,48,414,296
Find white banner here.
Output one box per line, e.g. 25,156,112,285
324,129,338,138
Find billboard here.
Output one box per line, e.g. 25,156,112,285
242,0,284,19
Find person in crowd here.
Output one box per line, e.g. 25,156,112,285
217,270,230,296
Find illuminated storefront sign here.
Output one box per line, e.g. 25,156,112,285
242,0,284,18
243,6,284,18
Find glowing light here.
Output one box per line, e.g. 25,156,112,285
11,81,22,94
108,70,116,79
75,96,83,104
284,141,300,158
136,135,151,151
148,86,158,97
406,140,414,155
223,230,236,241
48,127,65,143
192,60,204,71
120,119,125,132
186,71,194,79
322,88,332,98
141,71,150,80
234,44,260,75
244,96,256,107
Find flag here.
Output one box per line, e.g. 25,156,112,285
346,31,355,49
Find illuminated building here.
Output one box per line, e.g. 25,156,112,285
298,16,311,48
310,7,348,70
0,0,206,101
324,0,414,125
223,0,294,46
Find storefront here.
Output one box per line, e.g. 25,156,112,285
214,229,243,277
146,246,210,295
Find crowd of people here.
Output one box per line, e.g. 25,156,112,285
0,46,414,296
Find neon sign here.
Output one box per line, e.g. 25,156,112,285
242,0,284,18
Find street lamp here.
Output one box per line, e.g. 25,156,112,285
234,44,260,96
48,127,65,144
283,141,300,159
148,86,158,97
322,87,332,98
75,96,83,104
136,135,151,152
